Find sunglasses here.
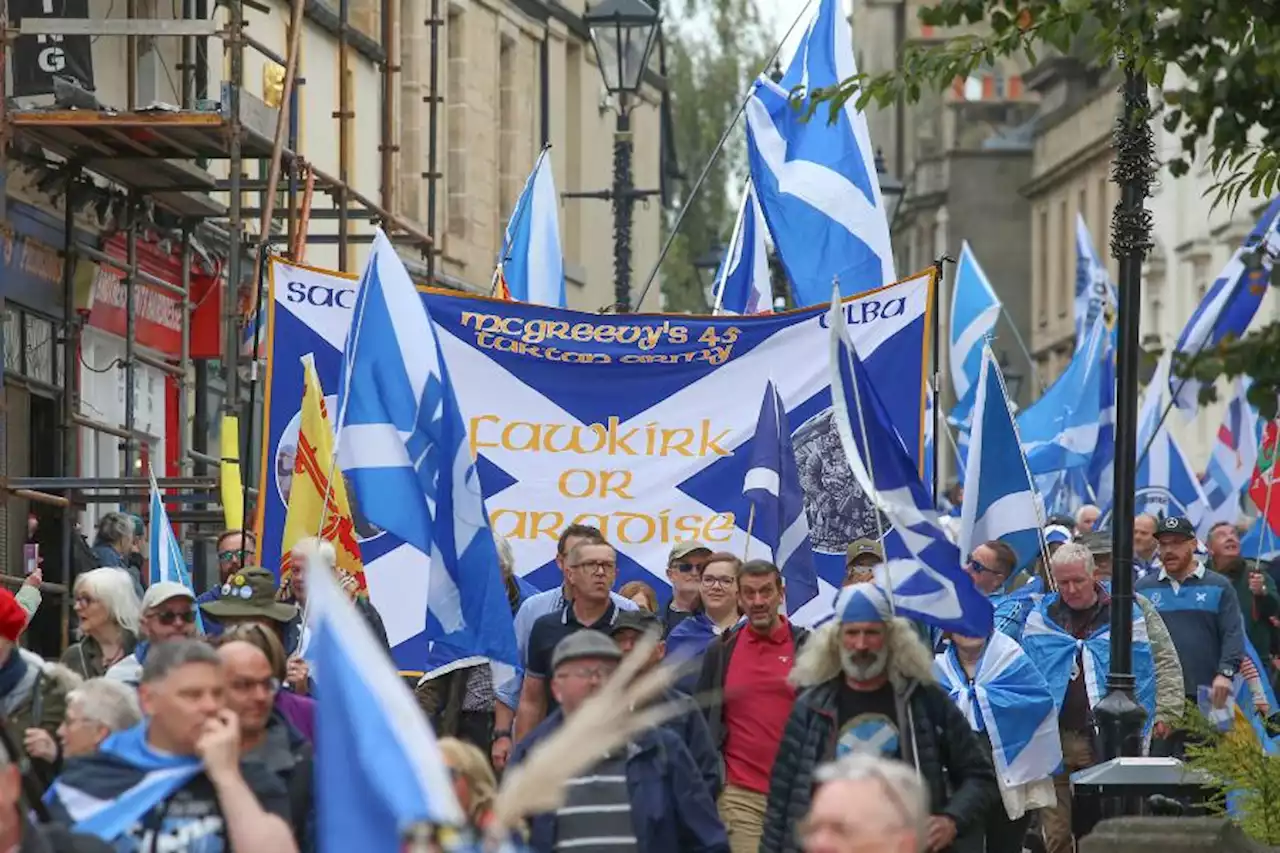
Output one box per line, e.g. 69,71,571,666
218,550,254,562
152,610,196,626
672,561,700,574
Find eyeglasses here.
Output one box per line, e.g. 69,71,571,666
701,576,735,590
151,610,196,626
73,595,97,607
555,665,615,681
228,676,281,694
571,560,616,575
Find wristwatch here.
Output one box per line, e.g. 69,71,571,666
1219,667,1236,679
492,727,513,743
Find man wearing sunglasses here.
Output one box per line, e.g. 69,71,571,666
664,541,712,634
106,583,200,687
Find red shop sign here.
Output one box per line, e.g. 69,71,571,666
85,234,223,358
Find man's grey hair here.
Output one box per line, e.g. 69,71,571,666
494,534,515,577
141,638,220,685
74,568,142,636
96,511,134,548
68,678,142,731
291,536,337,571
1051,541,1096,574
813,753,929,851
1075,504,1101,524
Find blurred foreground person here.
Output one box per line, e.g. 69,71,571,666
0,728,112,853
438,737,498,833
47,639,298,852
24,679,141,770
798,753,926,853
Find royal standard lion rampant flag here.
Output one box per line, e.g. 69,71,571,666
282,353,367,596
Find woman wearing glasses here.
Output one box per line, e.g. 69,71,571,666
104,582,199,686
62,568,142,679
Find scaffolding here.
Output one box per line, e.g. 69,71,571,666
0,0,436,651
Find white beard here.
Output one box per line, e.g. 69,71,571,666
840,646,888,681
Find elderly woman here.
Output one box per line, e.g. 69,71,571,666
91,511,144,599
61,568,141,679
24,677,141,766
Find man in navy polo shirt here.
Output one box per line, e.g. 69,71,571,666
1137,516,1245,715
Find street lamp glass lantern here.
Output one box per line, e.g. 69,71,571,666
585,0,660,95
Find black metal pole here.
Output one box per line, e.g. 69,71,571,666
1094,65,1154,760
613,103,634,313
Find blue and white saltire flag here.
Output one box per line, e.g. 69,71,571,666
1016,313,1108,475
949,241,1002,405
743,380,820,614
1201,379,1261,532
1134,355,1209,526
310,544,464,851
1171,198,1280,413
828,289,993,636
1022,595,1157,739
1074,213,1117,350
1242,515,1280,563
1087,335,1117,512
934,632,1062,788
744,0,895,307
147,471,205,634
498,147,566,307
958,347,1043,572
923,385,936,491
713,180,774,315
337,230,519,668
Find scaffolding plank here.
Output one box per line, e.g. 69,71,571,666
19,18,219,37
9,110,224,128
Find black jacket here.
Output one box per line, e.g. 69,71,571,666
249,711,315,851
19,817,113,853
759,678,998,853
657,688,722,800
694,621,810,752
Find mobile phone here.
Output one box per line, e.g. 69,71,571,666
22,544,38,575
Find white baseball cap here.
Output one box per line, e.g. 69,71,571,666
141,582,195,611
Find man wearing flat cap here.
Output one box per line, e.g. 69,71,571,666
509,631,728,853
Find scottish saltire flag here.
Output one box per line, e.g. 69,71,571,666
744,0,895,306
923,385,936,490
1088,335,1117,512
1017,314,1108,475
934,632,1061,787
1201,380,1260,532
1133,356,1209,525
1172,198,1280,412
497,147,566,307
310,543,464,852
949,242,1001,405
743,381,819,614
1036,469,1091,518
1074,214,1116,349
337,231,519,668
958,347,1042,571
713,180,774,315
828,291,993,636
147,472,205,634
1023,595,1156,739
1242,515,1280,562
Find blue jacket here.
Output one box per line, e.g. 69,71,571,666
510,710,729,853
657,688,722,800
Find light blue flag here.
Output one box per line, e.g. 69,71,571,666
1130,356,1208,525
1036,469,1090,519
1172,198,1280,412
958,347,1043,572
1200,379,1260,532
1016,313,1107,475
1023,594,1156,739
337,230,519,668
949,242,1002,405
743,380,820,614
498,147,566,307
1242,515,1280,563
744,0,895,306
311,547,465,851
934,632,1061,787
1087,333,1116,512
1074,213,1117,349
147,471,205,633
827,291,993,636
712,180,774,315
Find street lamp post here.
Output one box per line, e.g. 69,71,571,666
581,0,661,313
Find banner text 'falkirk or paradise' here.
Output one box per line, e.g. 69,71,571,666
491,508,737,547
470,415,733,459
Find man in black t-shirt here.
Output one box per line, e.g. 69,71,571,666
47,639,298,853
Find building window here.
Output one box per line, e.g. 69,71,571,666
4,307,60,389
398,0,423,222
1058,199,1069,317
446,9,467,239
1037,207,1049,326
1192,258,1210,298
498,36,518,227
1077,186,1088,235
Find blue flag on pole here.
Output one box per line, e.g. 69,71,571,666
311,553,464,852
828,290,993,636
147,471,205,634
1016,314,1107,475
743,381,819,614
712,180,774,315
948,241,1001,406
1074,213,1116,349
497,148,566,307
337,231,519,669
744,0,895,306
1131,356,1208,525
958,347,1043,571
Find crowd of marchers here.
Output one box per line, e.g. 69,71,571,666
0,505,1274,853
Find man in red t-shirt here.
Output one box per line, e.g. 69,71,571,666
695,559,808,853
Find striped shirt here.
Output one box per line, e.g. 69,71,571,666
554,754,637,852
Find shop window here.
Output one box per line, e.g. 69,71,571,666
4,310,19,374
24,314,53,385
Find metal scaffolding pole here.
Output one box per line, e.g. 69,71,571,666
337,0,352,270
124,195,139,479
381,0,399,218
426,0,442,284
224,0,246,410
179,224,194,479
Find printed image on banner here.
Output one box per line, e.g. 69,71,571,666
257,259,933,668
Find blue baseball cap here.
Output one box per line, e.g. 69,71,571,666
1044,524,1072,545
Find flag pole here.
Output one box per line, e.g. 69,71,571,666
743,504,756,561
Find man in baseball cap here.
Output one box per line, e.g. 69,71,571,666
107,582,200,687
665,541,712,634
844,538,884,587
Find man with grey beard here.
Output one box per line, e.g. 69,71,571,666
760,583,996,853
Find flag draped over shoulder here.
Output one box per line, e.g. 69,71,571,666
934,632,1061,788
282,353,367,596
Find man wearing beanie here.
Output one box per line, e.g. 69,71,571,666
0,589,68,792
760,583,996,853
